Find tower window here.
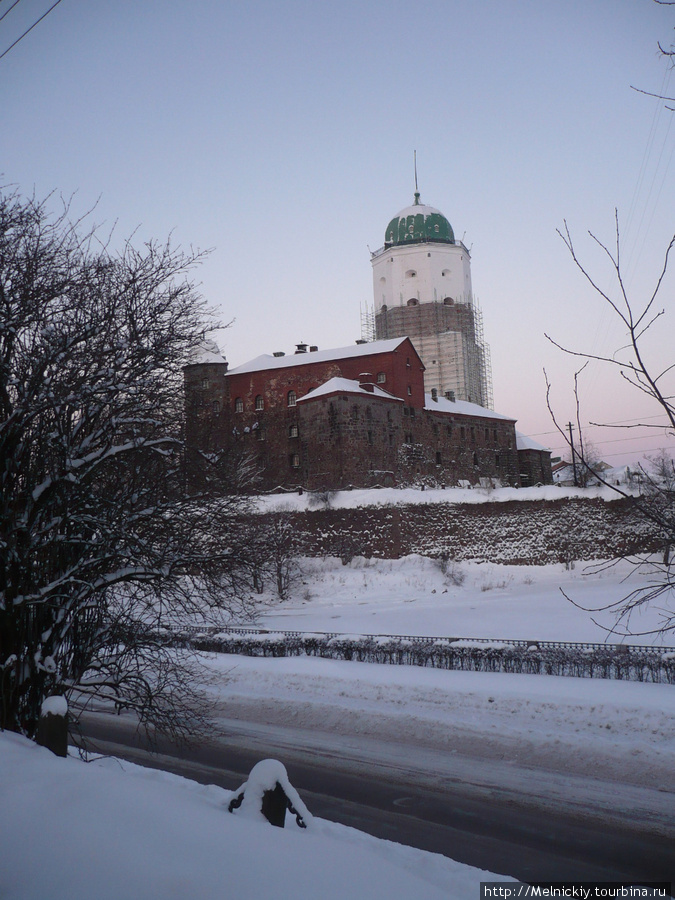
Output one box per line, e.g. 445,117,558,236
443,297,454,305
407,298,418,306
405,269,417,278
287,390,297,407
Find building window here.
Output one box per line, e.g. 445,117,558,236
470,426,476,442
405,269,417,278
201,377,209,389
403,407,409,417
485,428,489,441
234,397,243,413
256,428,266,442
367,430,373,445
387,410,392,422
409,406,415,418
447,424,452,437
473,452,479,467
351,405,358,420
495,453,500,467
212,400,220,414
436,451,442,464
407,385,412,396
432,423,439,435
290,453,300,468
460,426,466,441
287,390,297,407
406,298,418,306
288,424,299,438
255,395,264,411
366,406,372,420
377,372,386,384
493,429,498,443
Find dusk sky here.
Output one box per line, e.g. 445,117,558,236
2,0,674,465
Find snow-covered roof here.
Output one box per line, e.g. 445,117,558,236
227,338,411,376
516,430,550,452
424,393,515,422
186,339,227,366
297,377,403,404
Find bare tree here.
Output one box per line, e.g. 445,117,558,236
545,215,675,636
631,1,675,109
0,189,259,741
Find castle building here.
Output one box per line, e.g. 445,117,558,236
183,191,552,492
184,337,551,491
370,193,492,408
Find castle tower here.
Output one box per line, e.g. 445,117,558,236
370,192,492,408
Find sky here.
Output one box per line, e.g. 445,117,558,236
2,0,674,464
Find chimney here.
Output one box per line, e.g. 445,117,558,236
295,342,308,354
358,372,374,393
355,339,367,345
273,351,285,357
431,388,438,402
309,345,318,352
445,390,455,402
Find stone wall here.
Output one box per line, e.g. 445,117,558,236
269,496,659,565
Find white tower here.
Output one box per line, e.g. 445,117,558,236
370,192,492,407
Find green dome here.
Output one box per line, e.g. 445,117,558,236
384,192,455,247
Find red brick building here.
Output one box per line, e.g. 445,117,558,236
184,337,552,491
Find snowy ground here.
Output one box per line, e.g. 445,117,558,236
4,540,675,897
255,483,634,512
252,555,675,645
0,730,505,900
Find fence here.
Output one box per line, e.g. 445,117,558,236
163,626,675,684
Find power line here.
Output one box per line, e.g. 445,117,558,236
0,1,23,25
530,413,673,438
0,0,65,62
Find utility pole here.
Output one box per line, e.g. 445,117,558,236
567,422,579,487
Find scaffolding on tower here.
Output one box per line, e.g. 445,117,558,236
360,301,376,343
470,299,494,409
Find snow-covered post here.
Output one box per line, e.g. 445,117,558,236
228,759,312,829
37,696,68,758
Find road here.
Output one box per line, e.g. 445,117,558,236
80,711,675,888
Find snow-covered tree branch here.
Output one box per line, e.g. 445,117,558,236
0,189,259,740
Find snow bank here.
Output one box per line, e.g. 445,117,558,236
0,731,503,900
255,483,633,512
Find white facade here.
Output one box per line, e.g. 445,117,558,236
371,238,472,312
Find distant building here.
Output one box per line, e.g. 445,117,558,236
184,337,550,491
